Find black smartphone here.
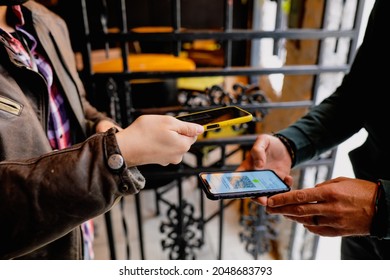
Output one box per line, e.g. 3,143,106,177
199,169,290,200
176,105,253,131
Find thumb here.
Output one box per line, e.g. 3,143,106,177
284,175,294,187
176,122,204,137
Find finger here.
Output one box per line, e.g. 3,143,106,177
176,121,204,137
284,175,293,187
303,225,341,237
236,153,253,171
284,214,319,226
251,196,268,206
267,187,324,207
251,148,266,169
266,201,328,218
283,215,309,225
251,136,268,168
236,165,245,171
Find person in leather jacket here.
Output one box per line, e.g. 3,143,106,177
238,0,390,259
0,0,204,259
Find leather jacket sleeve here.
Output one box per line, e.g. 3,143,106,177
0,128,145,259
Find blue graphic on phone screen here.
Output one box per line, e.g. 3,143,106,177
209,170,282,194
226,176,256,189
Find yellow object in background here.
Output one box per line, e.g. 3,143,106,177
177,76,224,91
92,53,196,73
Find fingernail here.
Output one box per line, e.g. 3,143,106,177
196,125,204,134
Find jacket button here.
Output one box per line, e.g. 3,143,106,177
107,154,124,170
121,184,129,192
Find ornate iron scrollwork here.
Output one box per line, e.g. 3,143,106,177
239,200,280,259
160,199,203,260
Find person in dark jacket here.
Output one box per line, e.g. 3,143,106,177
238,0,390,259
0,0,204,259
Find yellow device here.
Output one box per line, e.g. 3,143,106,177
176,106,253,131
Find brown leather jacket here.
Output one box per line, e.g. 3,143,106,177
0,2,145,259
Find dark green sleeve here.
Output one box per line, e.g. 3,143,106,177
377,180,390,239
276,0,389,168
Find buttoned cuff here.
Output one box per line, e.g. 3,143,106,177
104,127,145,194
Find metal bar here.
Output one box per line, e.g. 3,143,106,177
131,101,313,117
119,0,129,72
172,0,182,56
310,0,329,105
139,158,334,180
348,0,366,63
273,0,284,55
88,29,357,43
118,0,133,126
91,64,349,80
223,0,234,67
218,199,224,260
104,212,117,260
80,0,92,77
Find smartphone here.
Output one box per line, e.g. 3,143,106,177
176,106,253,131
199,169,290,200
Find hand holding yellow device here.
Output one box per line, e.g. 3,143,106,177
176,106,253,131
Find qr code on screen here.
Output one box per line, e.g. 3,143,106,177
226,176,256,189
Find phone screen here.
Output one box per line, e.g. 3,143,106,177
199,170,290,200
176,106,252,130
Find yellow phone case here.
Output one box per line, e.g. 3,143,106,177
176,105,253,131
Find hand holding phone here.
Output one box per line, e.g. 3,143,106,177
199,169,290,200
176,106,253,131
